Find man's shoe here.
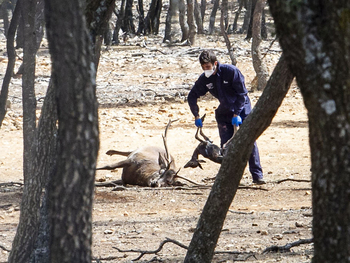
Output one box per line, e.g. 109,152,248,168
253,179,266,185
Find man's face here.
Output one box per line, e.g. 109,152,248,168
201,62,216,71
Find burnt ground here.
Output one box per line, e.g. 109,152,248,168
0,32,313,262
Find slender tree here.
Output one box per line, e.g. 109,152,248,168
0,0,21,127
251,0,268,91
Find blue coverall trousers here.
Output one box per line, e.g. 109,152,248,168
215,105,263,181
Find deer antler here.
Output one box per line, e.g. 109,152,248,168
162,119,178,164
223,124,239,149
194,114,212,143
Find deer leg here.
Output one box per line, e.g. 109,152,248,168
96,159,131,170
105,150,132,156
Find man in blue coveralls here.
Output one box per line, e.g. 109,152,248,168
187,49,265,184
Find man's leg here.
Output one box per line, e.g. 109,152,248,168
249,142,265,184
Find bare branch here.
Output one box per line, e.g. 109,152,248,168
263,238,313,253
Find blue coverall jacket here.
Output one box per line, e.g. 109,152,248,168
187,62,263,181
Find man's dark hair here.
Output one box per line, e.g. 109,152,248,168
199,50,217,65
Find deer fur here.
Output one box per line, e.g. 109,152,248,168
97,120,202,187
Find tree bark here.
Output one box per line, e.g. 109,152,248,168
232,0,244,33
186,0,196,44
251,0,268,91
44,0,99,262
163,0,174,42
112,0,126,44
85,0,116,69
179,0,188,41
144,0,162,34
0,0,21,127
268,1,350,262
194,0,203,34
208,0,219,34
184,54,294,262
137,0,145,34
8,0,38,261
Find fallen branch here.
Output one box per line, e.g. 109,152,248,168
0,244,11,252
113,237,255,261
263,238,313,253
113,237,187,261
0,182,24,187
275,178,311,184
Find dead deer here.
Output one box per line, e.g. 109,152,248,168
184,114,224,169
97,120,201,187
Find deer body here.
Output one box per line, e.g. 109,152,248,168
184,114,224,169
97,146,177,187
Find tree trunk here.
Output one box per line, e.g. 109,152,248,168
137,0,145,34
29,80,58,263
0,0,21,127
123,0,135,34
240,0,251,33
186,0,196,44
184,54,294,262
200,0,205,24
179,0,188,41
112,0,126,44
144,0,162,34
85,0,116,69
268,1,350,262
163,0,175,42
245,0,256,40
208,0,219,34
8,0,38,261
0,1,10,37
232,0,243,33
220,0,236,65
44,0,99,262
251,0,268,91
194,0,203,34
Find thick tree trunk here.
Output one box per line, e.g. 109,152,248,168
44,0,99,262
0,0,21,127
245,0,256,40
251,0,268,91
184,55,294,262
268,1,350,262
208,0,219,34
8,0,38,261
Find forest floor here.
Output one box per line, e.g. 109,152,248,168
0,32,313,262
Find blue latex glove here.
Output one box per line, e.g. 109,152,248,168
232,116,242,126
195,118,203,128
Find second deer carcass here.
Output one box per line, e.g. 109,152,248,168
184,114,224,169
97,120,200,187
